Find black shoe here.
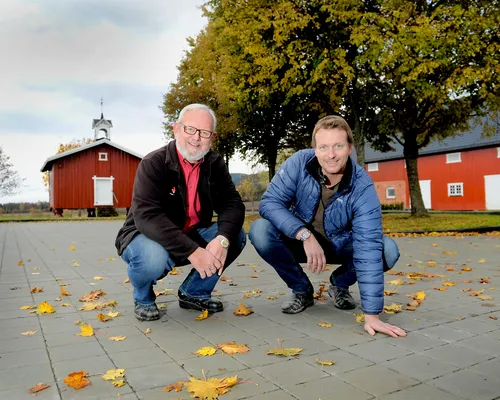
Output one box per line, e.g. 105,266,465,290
328,284,356,310
281,293,314,314
134,301,160,321
178,292,223,313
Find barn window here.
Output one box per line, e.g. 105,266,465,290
448,183,464,197
98,152,108,161
497,147,500,157
386,187,396,199
367,163,379,172
446,152,461,163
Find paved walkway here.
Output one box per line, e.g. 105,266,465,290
0,222,499,400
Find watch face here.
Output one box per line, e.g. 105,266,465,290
301,230,311,241
220,238,229,248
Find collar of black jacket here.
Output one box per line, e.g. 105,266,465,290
306,155,354,193
165,140,217,170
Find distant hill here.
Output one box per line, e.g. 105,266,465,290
230,173,248,187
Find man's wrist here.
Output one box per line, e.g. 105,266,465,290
296,228,312,241
217,235,230,249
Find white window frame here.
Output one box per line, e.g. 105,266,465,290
98,152,108,161
497,147,500,158
446,152,461,164
92,176,114,205
448,182,464,197
386,187,396,199
367,163,379,172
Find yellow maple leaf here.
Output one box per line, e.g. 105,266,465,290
387,279,405,285
123,278,130,283
410,291,426,301
60,287,71,296
97,313,111,322
316,358,335,366
69,245,76,251
462,266,472,271
77,325,94,337
169,267,180,275
217,342,250,354
108,336,127,341
17,260,24,266
354,313,365,323
64,371,91,390
233,302,253,316
163,381,184,392
107,311,120,318
478,258,486,263
443,281,456,287
195,309,209,321
195,346,217,356
112,380,125,387
383,304,403,314
144,328,152,334
267,347,303,356
317,321,332,328
93,276,103,281
102,369,125,381
37,301,55,314
184,374,239,400
20,330,38,336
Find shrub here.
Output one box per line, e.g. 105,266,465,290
381,202,404,210
97,207,118,217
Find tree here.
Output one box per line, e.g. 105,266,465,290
236,171,269,213
42,138,93,187
0,146,23,197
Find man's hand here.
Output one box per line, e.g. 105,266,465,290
364,314,407,338
302,235,326,274
205,236,229,275
187,247,222,279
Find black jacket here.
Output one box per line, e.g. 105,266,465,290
115,141,245,262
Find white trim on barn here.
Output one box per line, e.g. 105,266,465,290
93,176,114,206
448,182,464,197
446,152,461,163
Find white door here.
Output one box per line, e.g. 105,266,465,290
93,177,114,206
485,175,500,210
419,180,432,209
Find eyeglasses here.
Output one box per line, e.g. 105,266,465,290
178,123,214,139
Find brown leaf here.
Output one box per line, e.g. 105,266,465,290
462,288,472,292
442,251,457,255
108,336,127,341
434,286,448,291
79,289,106,302
405,306,417,311
37,301,55,314
479,277,491,284
469,289,485,297
250,274,260,278
28,383,51,394
219,276,232,282
477,295,493,301
489,315,498,320
233,302,253,316
443,281,456,287
383,304,403,314
30,286,44,294
60,287,71,296
217,342,250,354
462,266,473,272
64,371,91,390
407,300,420,308
163,381,184,392
169,267,181,275
315,358,335,366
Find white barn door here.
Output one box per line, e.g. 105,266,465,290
485,175,500,210
419,180,432,209
93,176,114,206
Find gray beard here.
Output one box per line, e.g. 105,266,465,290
176,141,209,163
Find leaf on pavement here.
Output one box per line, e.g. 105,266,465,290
442,251,457,255
28,383,51,394
79,290,105,302
489,315,498,320
408,291,426,302
37,301,55,314
72,261,80,267
169,267,181,275
267,347,303,356
107,311,120,318
434,286,448,291
17,260,24,266
108,336,127,341
195,346,217,356
97,313,111,322
267,296,277,300
478,258,486,263
234,302,253,316
446,266,455,271
20,305,36,310
316,358,335,366
317,321,332,328
112,380,125,387
461,266,472,271
69,245,76,251
184,373,239,400
479,277,491,284
387,279,405,285
93,276,103,280
219,276,232,282
383,304,403,314
76,325,94,337
123,278,130,283
144,328,152,334
384,289,397,296
102,369,125,381
462,288,472,292
60,287,71,296
469,289,485,297
20,330,38,336
163,381,184,392
354,313,365,323
477,295,493,301
30,286,43,293
217,342,250,354
64,371,91,390
195,309,209,321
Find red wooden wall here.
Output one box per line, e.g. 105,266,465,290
50,143,140,209
367,146,500,210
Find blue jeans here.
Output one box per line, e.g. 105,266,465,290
248,218,399,294
121,223,247,306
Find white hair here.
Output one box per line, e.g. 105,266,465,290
178,104,217,131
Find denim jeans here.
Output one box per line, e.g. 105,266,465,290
249,218,399,294
121,223,247,306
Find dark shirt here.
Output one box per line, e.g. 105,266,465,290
311,182,339,242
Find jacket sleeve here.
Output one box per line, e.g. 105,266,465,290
212,158,246,243
259,153,307,238
131,157,199,260
351,182,384,314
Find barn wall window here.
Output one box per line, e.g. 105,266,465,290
367,163,379,172
448,182,464,197
386,187,396,199
98,152,108,161
497,147,500,158
446,152,461,163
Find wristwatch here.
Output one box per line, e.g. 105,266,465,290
218,236,230,249
298,229,311,241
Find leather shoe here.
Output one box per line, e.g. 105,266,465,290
178,292,223,313
281,292,314,314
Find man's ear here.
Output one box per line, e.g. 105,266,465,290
172,122,179,138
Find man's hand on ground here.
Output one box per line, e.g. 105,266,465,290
302,235,326,274
364,314,407,338
205,236,228,275
187,247,222,279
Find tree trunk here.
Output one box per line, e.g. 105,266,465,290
404,134,429,217
353,118,365,167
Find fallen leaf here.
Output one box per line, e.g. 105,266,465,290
20,330,38,336
28,383,51,394
462,288,472,292
54,296,62,302
478,258,486,263
219,276,232,282
250,275,260,278
102,369,125,381
72,261,80,267
434,287,448,291
61,303,72,307
60,287,71,296
233,302,253,316
195,309,209,321
462,279,473,283
217,342,250,354
469,289,485,297
446,266,455,271
443,281,456,287
144,328,152,334
384,289,397,296
354,313,365,323
112,380,125,387
163,381,184,392
37,301,55,314
383,304,403,314
97,313,111,322
107,311,120,318
489,315,498,320
388,279,405,285
169,267,181,275
267,347,303,356
69,245,76,251
479,277,491,284
477,295,493,301
59,282,70,286
30,286,43,294
107,257,116,261
442,251,457,255
195,346,217,356
405,306,417,311
267,296,277,300
317,321,333,328
462,266,472,271
64,371,91,390
184,373,239,399
316,358,335,366
77,325,94,337
123,278,130,283
20,305,36,310
17,260,24,266
108,336,127,341
93,276,103,280
408,291,426,302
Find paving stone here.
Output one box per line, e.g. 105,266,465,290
230,344,291,368
446,318,498,334
250,325,307,342
125,363,189,391
467,357,500,380
382,353,460,381
456,335,500,356
286,376,373,400
109,347,174,369
0,384,60,400
0,364,55,391
49,340,106,362
302,348,374,374
97,332,157,354
0,347,50,370
0,334,46,353
179,353,249,376
388,331,448,352
218,368,283,400
431,370,500,400
338,365,419,396
379,383,460,400
243,390,297,400
421,343,493,368
417,325,476,342
345,340,413,363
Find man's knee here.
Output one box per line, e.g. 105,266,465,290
249,218,277,253
383,236,400,271
126,235,172,278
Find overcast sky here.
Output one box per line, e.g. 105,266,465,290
0,0,253,203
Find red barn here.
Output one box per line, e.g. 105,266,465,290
40,114,142,216
364,122,500,211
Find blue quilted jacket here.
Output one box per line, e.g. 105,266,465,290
260,149,384,314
